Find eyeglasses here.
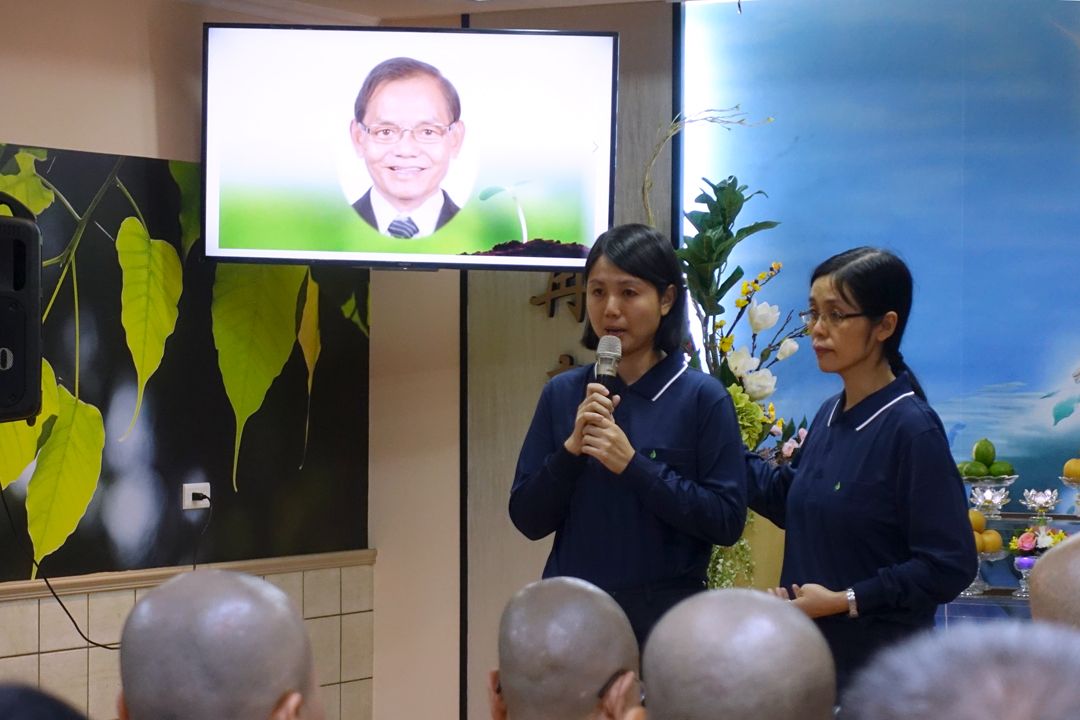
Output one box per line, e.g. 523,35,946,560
597,669,646,706
799,308,869,328
358,122,455,144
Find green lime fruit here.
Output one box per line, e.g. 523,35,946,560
988,460,1015,477
964,460,989,478
956,461,971,476
972,438,996,466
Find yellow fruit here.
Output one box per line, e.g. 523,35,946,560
972,438,996,466
1064,458,1080,480
981,529,1003,553
973,531,985,553
968,509,986,533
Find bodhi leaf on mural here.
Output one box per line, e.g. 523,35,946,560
115,216,183,437
0,150,55,216
212,263,307,490
25,386,105,577
341,290,370,337
168,160,201,262
0,360,60,488
298,270,322,466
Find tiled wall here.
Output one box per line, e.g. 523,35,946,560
0,551,374,720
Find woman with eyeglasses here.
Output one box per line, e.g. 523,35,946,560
510,223,747,647
747,247,976,693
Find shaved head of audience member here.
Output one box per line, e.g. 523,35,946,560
840,620,1080,720
0,684,86,719
490,577,641,720
118,570,323,720
642,589,835,720
1029,532,1080,628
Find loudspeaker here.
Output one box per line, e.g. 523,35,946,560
0,192,42,424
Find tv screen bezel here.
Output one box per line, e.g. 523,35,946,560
200,22,619,272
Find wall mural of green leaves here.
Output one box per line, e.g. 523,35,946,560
0,144,370,581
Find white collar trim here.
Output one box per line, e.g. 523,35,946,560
855,391,915,431
652,361,689,402
827,391,916,431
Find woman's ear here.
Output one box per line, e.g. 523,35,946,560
875,310,898,343
659,284,676,316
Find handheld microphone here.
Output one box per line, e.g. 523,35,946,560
595,335,622,394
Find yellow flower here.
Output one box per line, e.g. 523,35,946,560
751,281,761,291
735,297,749,308
775,417,785,429
741,281,753,296
771,261,783,271
757,271,768,282
720,335,735,352
713,318,727,330
768,402,775,417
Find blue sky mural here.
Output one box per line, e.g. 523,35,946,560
683,0,1080,508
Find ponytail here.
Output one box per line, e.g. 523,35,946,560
886,348,926,400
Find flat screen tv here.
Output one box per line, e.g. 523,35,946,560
202,24,618,269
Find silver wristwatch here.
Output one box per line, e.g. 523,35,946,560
846,588,859,618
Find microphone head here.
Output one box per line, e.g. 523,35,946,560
596,335,622,379
597,334,622,360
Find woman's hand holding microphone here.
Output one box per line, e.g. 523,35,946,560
564,383,634,474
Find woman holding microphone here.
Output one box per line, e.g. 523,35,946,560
510,223,747,645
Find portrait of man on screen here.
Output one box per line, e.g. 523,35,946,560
348,56,466,239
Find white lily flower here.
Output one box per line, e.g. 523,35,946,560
743,368,777,401
727,347,760,379
748,299,780,334
776,338,799,361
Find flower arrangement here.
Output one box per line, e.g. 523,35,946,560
1010,526,1068,556
678,177,808,463
676,176,806,588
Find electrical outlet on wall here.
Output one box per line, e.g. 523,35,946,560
182,482,211,510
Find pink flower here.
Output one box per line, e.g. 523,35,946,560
1017,532,1037,553
769,423,783,437
797,427,809,443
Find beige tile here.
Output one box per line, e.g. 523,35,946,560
304,568,341,618
341,565,373,614
0,653,38,686
340,679,373,720
0,598,39,657
306,616,341,686
40,648,88,713
319,683,341,720
88,647,122,720
265,571,304,614
40,594,89,652
341,612,373,682
88,590,134,646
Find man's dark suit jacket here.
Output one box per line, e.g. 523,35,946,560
352,189,460,235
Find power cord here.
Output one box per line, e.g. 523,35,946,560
0,489,119,650
190,492,213,571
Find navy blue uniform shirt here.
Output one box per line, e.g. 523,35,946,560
511,351,747,593
748,372,977,687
